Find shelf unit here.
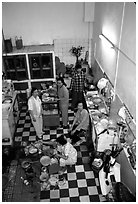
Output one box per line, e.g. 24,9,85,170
3,45,56,91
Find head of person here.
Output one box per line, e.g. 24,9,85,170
77,102,84,111
57,77,66,87
75,63,82,73
107,121,117,136
31,87,38,98
56,134,67,146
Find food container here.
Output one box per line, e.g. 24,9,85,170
92,97,102,105
40,172,49,182
40,156,51,166
29,146,38,155
21,160,31,170
15,36,23,49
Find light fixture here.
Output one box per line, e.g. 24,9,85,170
99,33,115,48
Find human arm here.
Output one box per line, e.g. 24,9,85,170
58,86,69,102
55,143,70,160
55,153,68,160
69,113,78,132
28,99,36,122
42,140,57,148
28,110,36,122
69,75,74,91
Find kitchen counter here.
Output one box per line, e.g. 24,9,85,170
2,91,17,119
85,90,136,196
2,91,19,145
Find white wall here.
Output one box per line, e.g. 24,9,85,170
116,3,136,121
93,2,136,121
2,2,91,46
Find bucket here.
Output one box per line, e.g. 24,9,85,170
15,36,23,49
4,39,13,53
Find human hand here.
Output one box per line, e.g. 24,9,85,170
68,126,72,132
32,117,36,122
71,130,75,135
53,149,58,155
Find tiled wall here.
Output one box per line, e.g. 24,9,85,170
54,39,92,65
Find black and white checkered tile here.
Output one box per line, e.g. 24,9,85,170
14,105,106,202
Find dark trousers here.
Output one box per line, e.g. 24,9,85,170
71,90,87,110
68,125,86,144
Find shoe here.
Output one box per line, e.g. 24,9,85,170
63,125,68,129
41,131,45,135
38,135,42,140
58,178,66,187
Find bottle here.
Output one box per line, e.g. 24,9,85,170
21,177,29,185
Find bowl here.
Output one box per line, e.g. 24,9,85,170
93,97,102,104
29,146,38,154
40,156,51,166
21,160,31,169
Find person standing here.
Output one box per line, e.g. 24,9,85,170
28,87,44,139
70,63,87,111
57,77,69,128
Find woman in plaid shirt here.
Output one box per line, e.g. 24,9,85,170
70,63,87,110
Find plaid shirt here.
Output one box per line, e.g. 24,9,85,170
70,70,86,92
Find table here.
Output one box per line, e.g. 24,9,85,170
42,99,60,127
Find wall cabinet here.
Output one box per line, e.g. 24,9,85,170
4,55,28,81
29,53,54,79
3,45,56,90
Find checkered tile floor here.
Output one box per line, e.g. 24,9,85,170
13,104,107,202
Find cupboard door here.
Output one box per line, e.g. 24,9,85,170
3,55,28,81
3,56,17,80
29,54,41,79
41,53,54,78
15,55,28,80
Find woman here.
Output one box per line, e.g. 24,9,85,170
57,77,69,128
55,135,77,167
69,102,89,145
28,87,44,139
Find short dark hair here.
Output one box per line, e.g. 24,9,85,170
57,77,67,86
31,87,38,95
77,101,83,106
56,134,67,145
75,63,82,70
